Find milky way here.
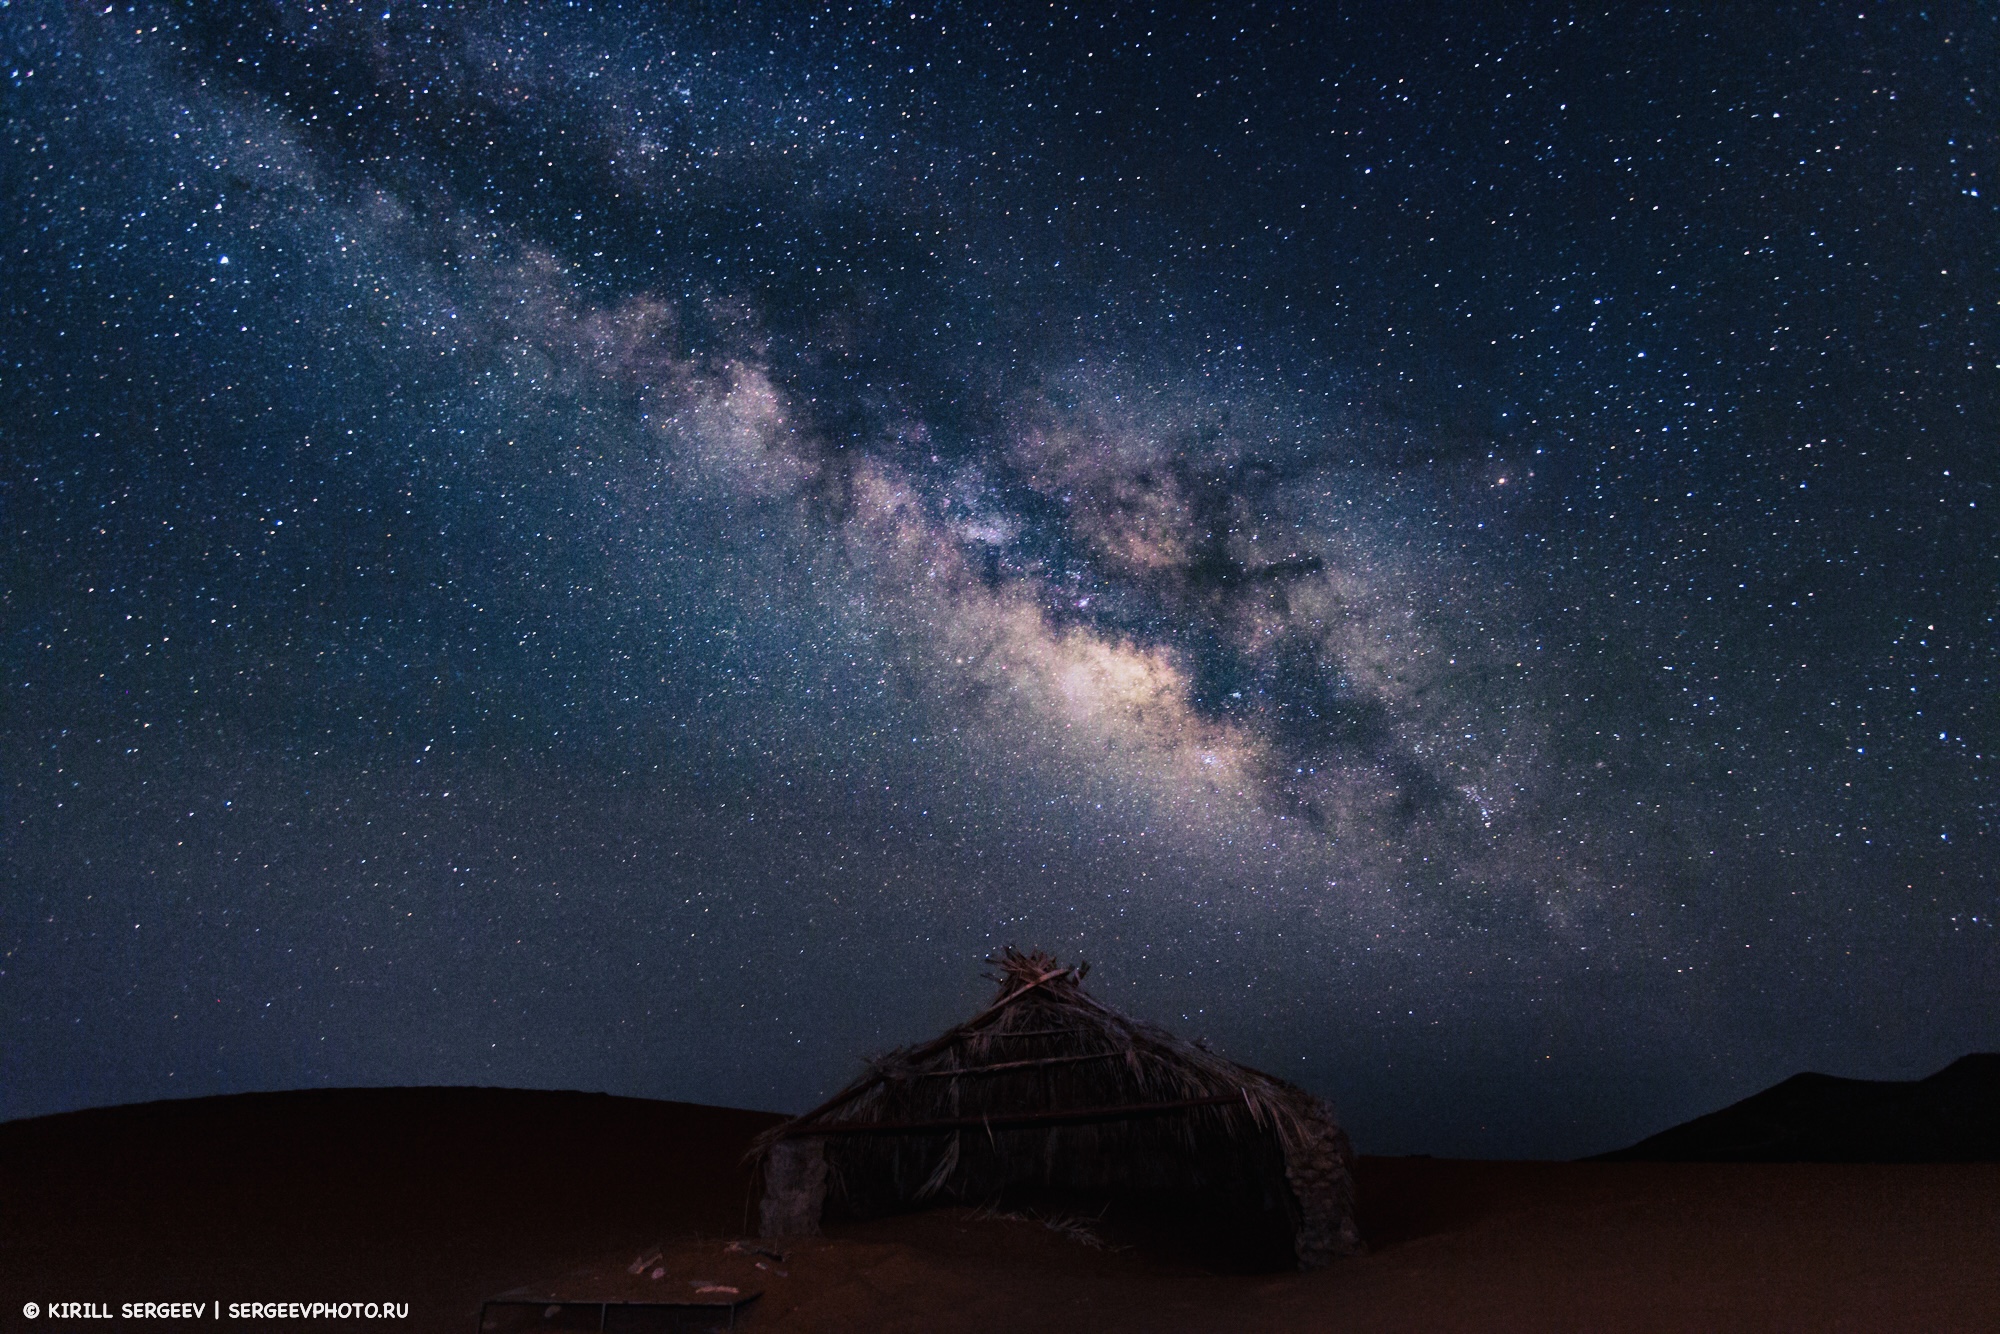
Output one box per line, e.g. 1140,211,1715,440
3,4,1993,1155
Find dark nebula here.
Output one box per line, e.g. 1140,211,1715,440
3,3,1993,1156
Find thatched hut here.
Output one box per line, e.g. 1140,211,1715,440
750,949,1363,1270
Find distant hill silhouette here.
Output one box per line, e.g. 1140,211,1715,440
1595,1054,2000,1162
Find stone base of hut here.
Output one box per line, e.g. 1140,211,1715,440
1282,1105,1367,1267
759,1135,827,1237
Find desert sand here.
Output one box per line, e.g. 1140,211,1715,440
4,1087,1996,1332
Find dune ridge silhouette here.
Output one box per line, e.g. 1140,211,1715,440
1596,1053,2000,1162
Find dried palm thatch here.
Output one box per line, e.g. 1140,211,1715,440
749,949,1363,1270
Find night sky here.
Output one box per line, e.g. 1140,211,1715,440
4,2,1994,1158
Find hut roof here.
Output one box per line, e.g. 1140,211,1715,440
751,948,1363,1268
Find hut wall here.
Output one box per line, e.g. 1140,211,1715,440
1280,1107,1365,1268
759,1135,828,1238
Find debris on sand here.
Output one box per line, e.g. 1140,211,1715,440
725,1240,788,1262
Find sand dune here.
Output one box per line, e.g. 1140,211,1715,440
1598,1052,2000,1162
4,1086,1996,1332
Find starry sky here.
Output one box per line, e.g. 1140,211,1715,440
3,2,1994,1158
